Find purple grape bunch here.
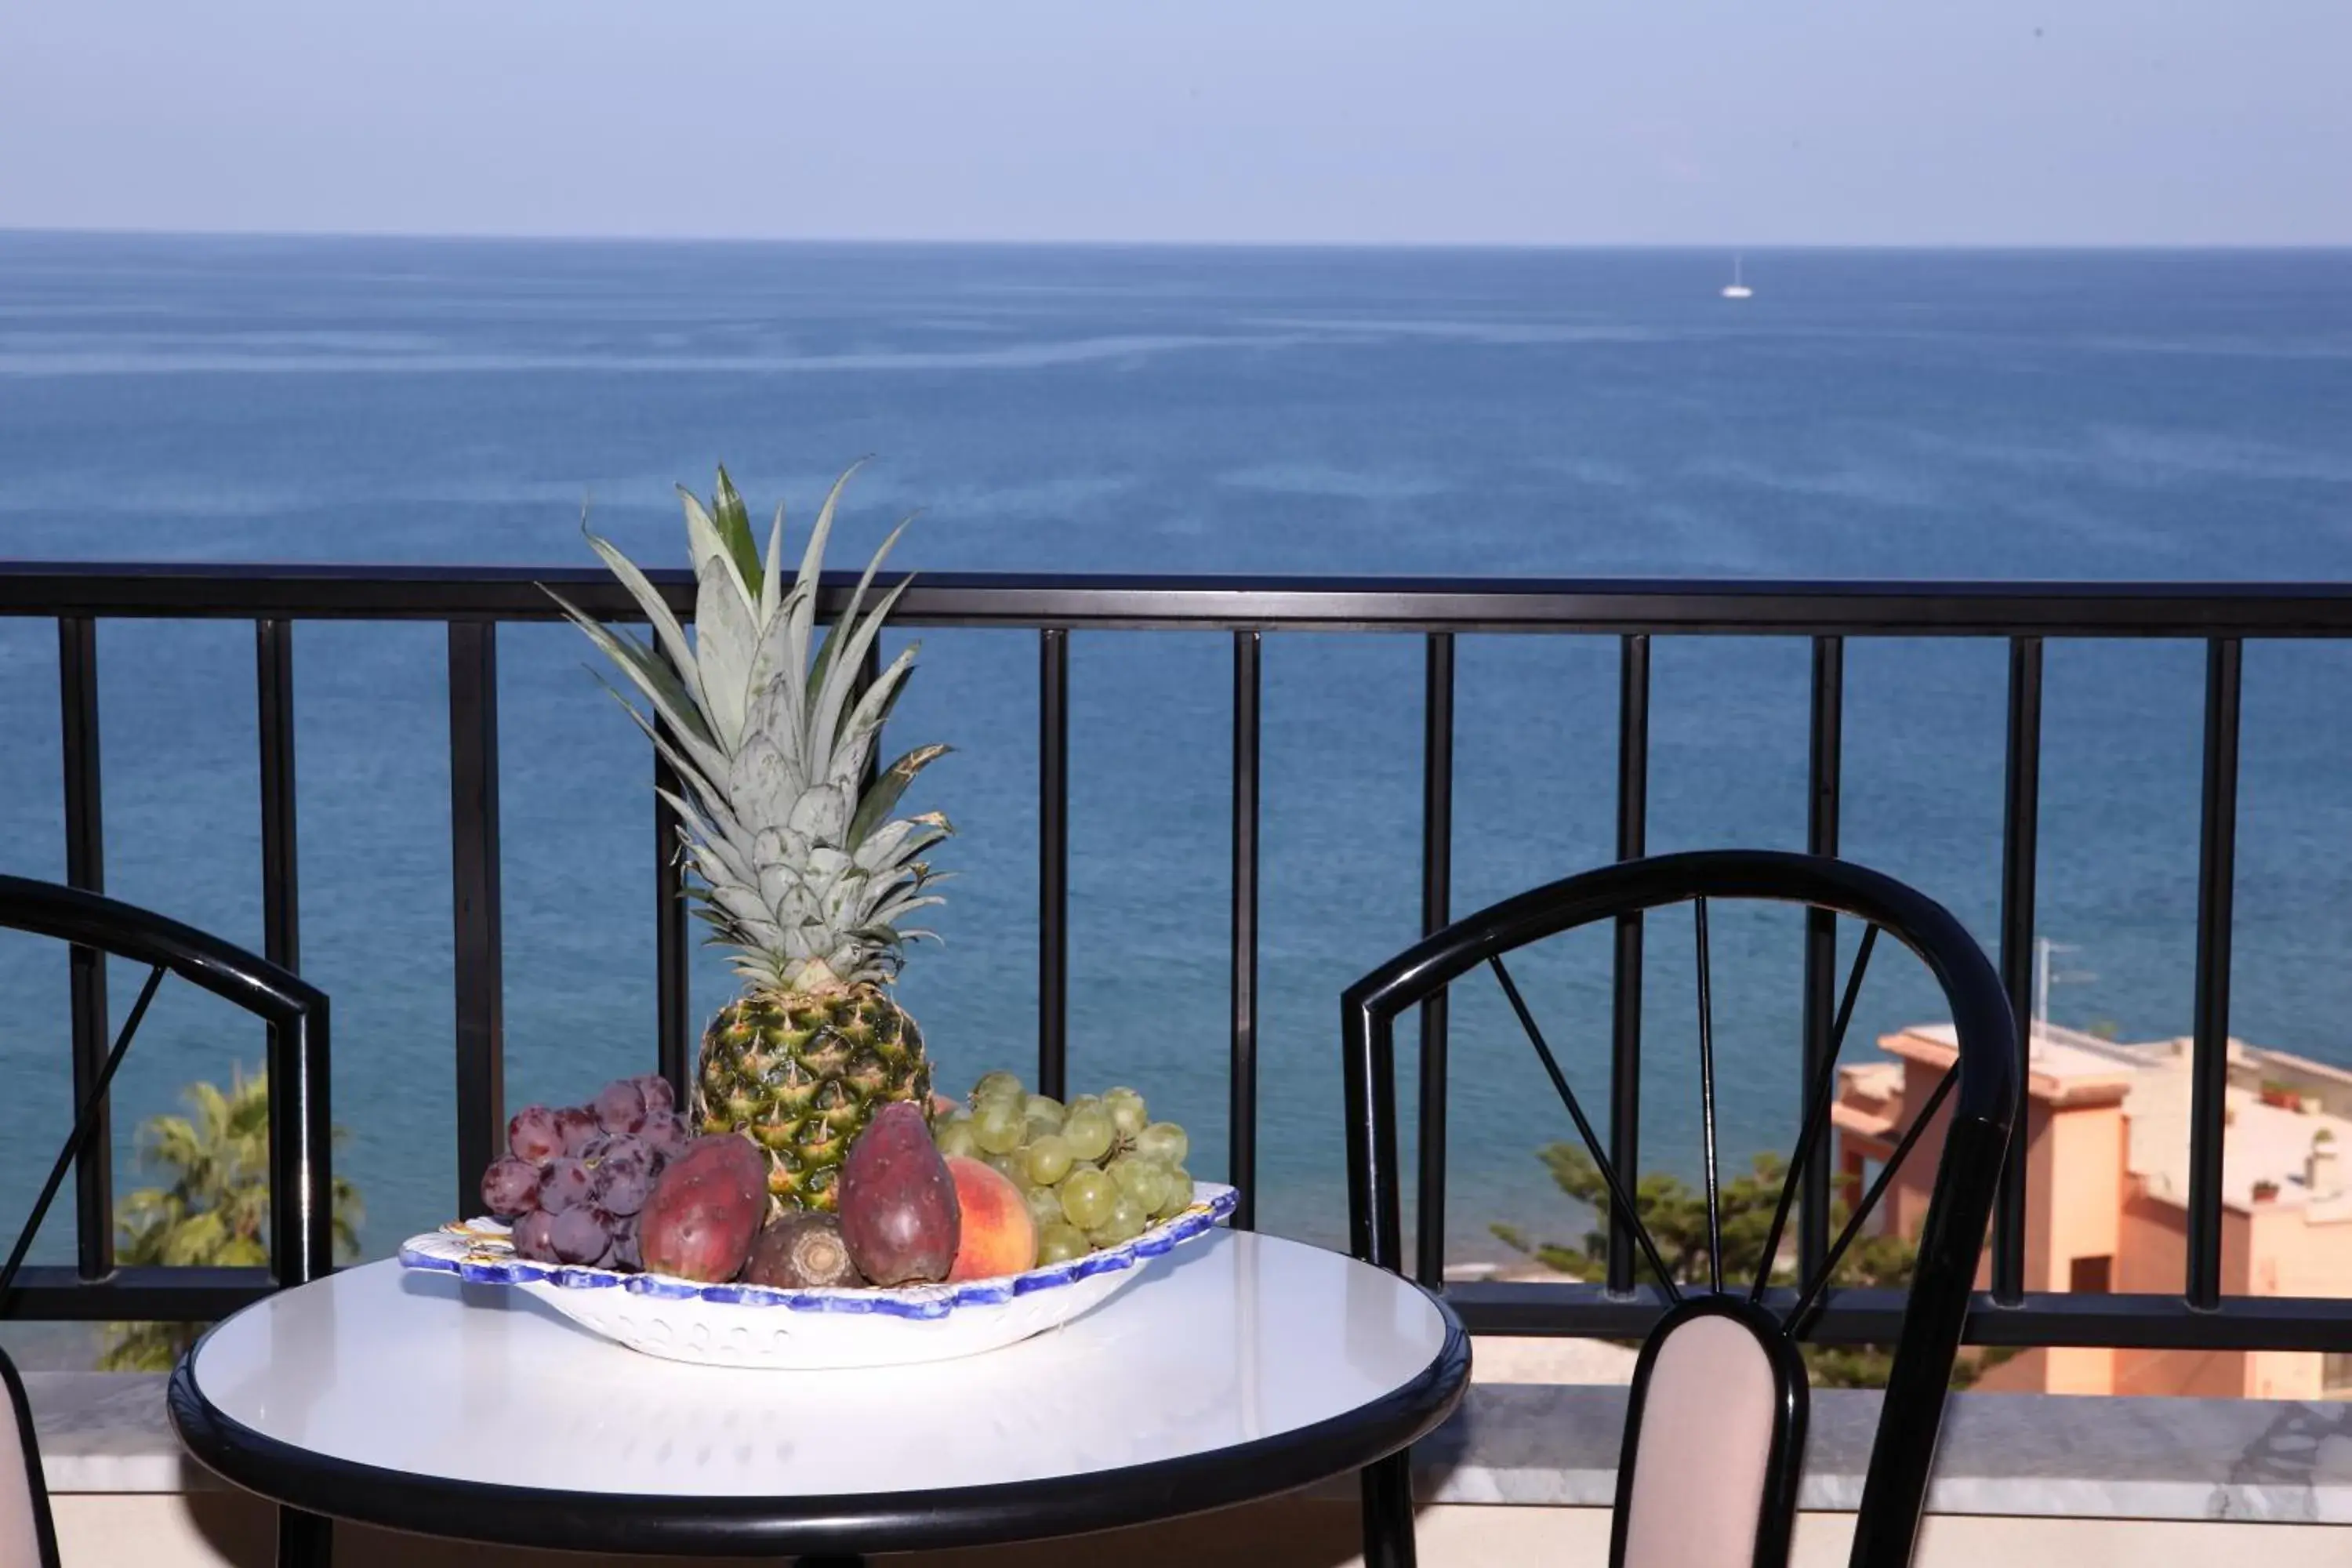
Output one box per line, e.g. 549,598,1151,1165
481,1074,688,1269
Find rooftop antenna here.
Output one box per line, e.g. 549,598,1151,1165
2033,937,2096,1036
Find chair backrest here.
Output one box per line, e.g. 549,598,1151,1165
1613,1295,1806,1568
1341,850,2017,1568
0,873,336,1301
0,876,336,1568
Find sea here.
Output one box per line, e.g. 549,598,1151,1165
2,234,2350,1311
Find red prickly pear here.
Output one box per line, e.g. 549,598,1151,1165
637,1134,768,1283
838,1102,961,1286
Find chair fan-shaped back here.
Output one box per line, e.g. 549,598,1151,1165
1341,851,2017,1568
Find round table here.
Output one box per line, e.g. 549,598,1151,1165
169,1229,1468,1562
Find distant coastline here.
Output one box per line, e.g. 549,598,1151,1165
6,227,2350,254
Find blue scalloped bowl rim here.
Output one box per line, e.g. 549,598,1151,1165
399,1181,1237,1320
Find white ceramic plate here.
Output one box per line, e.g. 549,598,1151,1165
398,1181,1238,1369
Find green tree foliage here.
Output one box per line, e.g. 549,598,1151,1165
1493,1144,2008,1390
99,1068,362,1371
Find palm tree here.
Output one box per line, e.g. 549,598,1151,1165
100,1067,362,1371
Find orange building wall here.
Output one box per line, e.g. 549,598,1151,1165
1979,1098,2122,1392
1841,1035,2351,1398
1883,1058,1955,1245
1867,1067,2132,1395
2236,1207,2350,1400
2262,1208,2352,1298
2111,1190,2253,1398
2045,1101,2125,1270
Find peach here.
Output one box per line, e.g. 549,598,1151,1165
944,1155,1038,1281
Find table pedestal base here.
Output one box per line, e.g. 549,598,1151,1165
1360,1452,1417,1568
278,1506,332,1567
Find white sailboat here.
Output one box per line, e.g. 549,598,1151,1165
1721,254,1753,300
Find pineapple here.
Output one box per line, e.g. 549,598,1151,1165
547,463,950,1212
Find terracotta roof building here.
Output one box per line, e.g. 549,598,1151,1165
1835,1020,2352,1398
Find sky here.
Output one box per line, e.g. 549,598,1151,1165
4,2,2348,246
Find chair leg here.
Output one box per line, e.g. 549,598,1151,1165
1359,1451,1417,1568
278,1507,332,1566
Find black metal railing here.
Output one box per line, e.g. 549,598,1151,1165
7,561,2352,1352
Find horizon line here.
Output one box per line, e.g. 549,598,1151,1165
2,225,2348,255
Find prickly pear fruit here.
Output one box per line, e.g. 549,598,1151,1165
744,1210,865,1290
838,1101,960,1286
637,1134,766,1283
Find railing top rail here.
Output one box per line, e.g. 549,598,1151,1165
6,562,2352,635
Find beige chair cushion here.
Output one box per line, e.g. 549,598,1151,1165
1618,1311,1781,1568
0,1391,45,1568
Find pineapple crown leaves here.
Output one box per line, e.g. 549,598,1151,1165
542,461,952,993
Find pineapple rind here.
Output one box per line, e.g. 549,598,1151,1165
695,987,931,1214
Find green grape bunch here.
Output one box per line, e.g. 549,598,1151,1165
934,1071,1196,1267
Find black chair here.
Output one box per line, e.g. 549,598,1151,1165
1,1332,59,1568
0,875,336,1568
1341,850,2017,1568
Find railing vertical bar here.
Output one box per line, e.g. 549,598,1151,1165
256,620,300,972
1695,898,1722,1295
57,616,111,1281
654,758,691,1106
256,617,314,1260
269,996,335,1294
447,622,506,1221
2187,637,2241,1310
1608,633,1650,1296
1229,630,1261,1231
1799,635,1842,1283
1414,632,1454,1288
858,639,882,797
1994,636,2043,1304
1037,628,1069,1102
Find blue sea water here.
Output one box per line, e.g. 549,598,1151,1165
2,234,2350,1283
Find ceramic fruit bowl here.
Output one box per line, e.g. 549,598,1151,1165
399,1181,1237,1369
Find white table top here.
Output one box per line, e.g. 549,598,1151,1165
171,1229,1467,1555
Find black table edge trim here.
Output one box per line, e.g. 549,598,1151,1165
167,1287,1471,1556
